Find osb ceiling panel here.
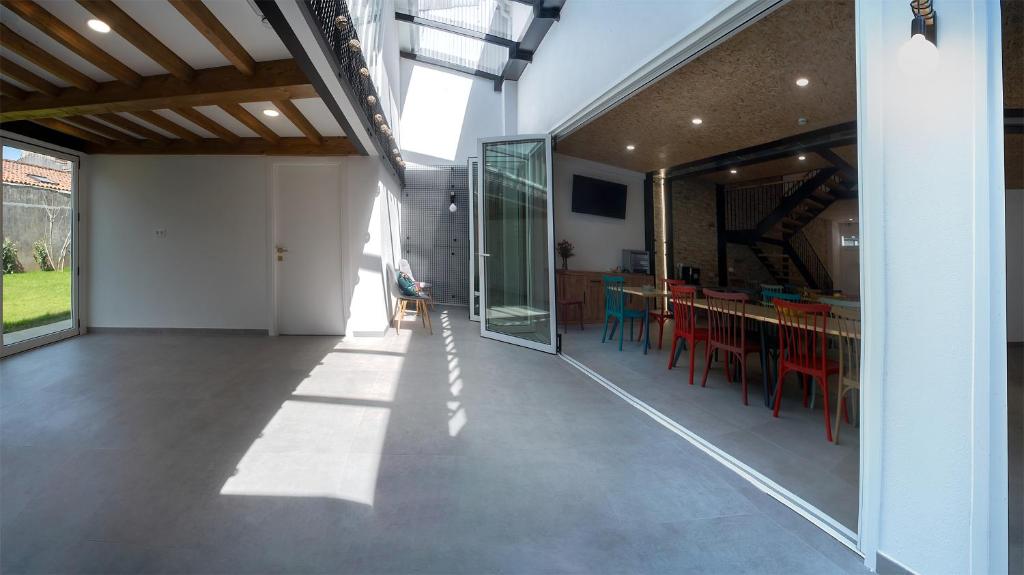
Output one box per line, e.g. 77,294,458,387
557,0,855,173
1004,0,1023,109
698,144,857,185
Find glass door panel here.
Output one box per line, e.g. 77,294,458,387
478,135,555,353
1,140,78,354
468,156,480,321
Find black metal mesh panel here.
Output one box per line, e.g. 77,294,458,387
401,165,470,306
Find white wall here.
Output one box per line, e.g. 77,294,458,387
857,0,1007,572
88,155,403,336
516,0,735,134
1008,189,1023,342
398,59,504,165
553,153,645,272
88,155,269,330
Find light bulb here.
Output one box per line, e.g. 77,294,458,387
449,202,457,213
898,33,938,76
88,19,110,33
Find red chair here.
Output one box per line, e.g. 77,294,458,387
641,278,687,349
771,300,840,442
700,289,761,405
667,285,708,386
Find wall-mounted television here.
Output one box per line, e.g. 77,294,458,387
571,174,627,219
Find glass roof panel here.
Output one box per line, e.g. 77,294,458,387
398,20,509,76
395,0,533,42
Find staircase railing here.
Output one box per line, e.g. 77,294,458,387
787,230,833,292
723,173,814,232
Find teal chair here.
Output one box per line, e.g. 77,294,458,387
602,275,645,351
762,290,801,304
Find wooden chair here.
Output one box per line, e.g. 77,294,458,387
830,305,861,444
772,300,838,441
640,278,687,349
602,275,645,351
557,293,585,333
392,294,432,335
700,289,762,405
667,285,708,386
399,259,433,309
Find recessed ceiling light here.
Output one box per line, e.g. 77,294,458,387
625,144,635,151
798,155,807,161
795,77,810,87
729,169,738,174
848,218,854,221
262,109,280,117
691,118,703,125
87,19,110,33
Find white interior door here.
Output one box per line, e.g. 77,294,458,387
273,162,345,335
478,135,556,353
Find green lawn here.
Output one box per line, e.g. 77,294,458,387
2,269,72,333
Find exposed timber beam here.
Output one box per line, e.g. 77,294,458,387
84,137,357,156
171,107,240,143
665,122,857,181
0,79,28,99
168,0,255,76
4,0,142,87
30,117,111,145
0,56,60,96
0,59,315,121
219,103,278,143
64,115,139,142
0,24,98,91
129,110,202,142
76,0,195,81
95,112,170,142
273,99,321,145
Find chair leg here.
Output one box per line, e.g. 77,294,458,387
688,340,697,385
740,355,749,406
392,300,403,334
419,300,427,328
629,318,634,341
668,336,679,369
424,301,433,335
700,345,713,388
608,316,619,340
834,382,845,445
394,299,407,334
772,368,787,417
802,374,810,408
820,378,833,442
724,354,733,384
601,315,610,342
578,305,584,331
619,317,625,351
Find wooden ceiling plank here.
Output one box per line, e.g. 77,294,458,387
31,117,112,145
0,56,60,96
273,99,321,145
0,59,314,121
64,115,139,142
84,136,357,156
167,0,255,76
4,0,142,87
171,107,240,143
129,110,202,143
219,103,278,143
0,24,98,91
95,112,169,143
76,0,195,82
0,79,28,99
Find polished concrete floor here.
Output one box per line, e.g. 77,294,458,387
0,308,868,574
562,321,860,533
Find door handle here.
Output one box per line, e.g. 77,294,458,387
276,246,289,254
479,253,491,257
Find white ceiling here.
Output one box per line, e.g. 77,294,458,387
1,0,344,141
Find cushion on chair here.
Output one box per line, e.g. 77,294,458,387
397,271,422,297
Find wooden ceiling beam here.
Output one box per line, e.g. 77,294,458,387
0,59,315,121
95,112,169,143
0,57,60,96
170,107,240,143
273,99,321,145
0,79,28,99
0,24,98,91
219,103,278,143
129,110,202,142
63,115,139,142
4,0,142,87
76,0,195,82
167,0,255,76
30,117,111,145
83,137,357,156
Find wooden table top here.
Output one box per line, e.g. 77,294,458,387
620,285,860,338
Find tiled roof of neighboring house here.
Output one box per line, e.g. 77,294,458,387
2,159,72,192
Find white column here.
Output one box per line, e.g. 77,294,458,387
502,80,518,136
856,0,1008,573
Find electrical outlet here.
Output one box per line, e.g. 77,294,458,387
155,228,167,238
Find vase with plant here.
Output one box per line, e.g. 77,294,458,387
556,239,575,270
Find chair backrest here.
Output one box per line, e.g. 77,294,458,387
760,283,784,292
762,290,801,304
774,299,831,371
820,296,861,310
830,305,861,382
399,258,415,282
670,285,699,336
703,288,750,351
603,275,626,315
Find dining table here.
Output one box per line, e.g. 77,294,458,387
620,285,861,407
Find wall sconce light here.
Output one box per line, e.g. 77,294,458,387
448,191,457,213
898,0,938,76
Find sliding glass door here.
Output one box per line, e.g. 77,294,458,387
468,156,481,322
477,135,556,353
1,138,79,356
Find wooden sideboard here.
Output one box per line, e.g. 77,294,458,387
556,270,652,324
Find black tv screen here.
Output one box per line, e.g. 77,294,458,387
571,175,627,219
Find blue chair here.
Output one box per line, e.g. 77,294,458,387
762,290,802,304
602,275,645,351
